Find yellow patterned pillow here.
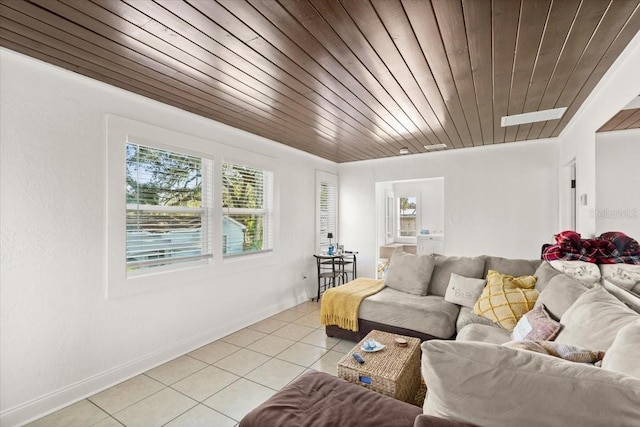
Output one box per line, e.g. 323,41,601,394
473,270,539,330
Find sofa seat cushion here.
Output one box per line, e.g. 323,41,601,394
455,307,495,332
240,371,421,427
420,340,640,427
455,324,511,344
359,288,459,339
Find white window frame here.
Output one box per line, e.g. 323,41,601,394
107,116,279,298
107,116,217,298
316,170,338,253
395,195,418,244
125,143,213,273
221,161,274,258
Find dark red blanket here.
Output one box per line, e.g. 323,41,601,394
542,231,640,264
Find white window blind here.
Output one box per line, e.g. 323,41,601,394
319,181,337,249
126,143,213,272
222,162,273,256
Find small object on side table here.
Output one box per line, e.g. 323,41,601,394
395,337,408,347
352,352,365,364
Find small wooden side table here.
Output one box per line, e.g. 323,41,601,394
337,330,421,403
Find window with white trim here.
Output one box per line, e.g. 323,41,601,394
316,171,337,252
397,196,417,238
126,143,213,273
222,162,273,256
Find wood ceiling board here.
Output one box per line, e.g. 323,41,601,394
516,0,581,141
548,5,640,139
351,0,455,149
539,0,640,138
598,108,640,132
491,0,521,144
249,0,426,154
462,0,494,145
47,0,362,160
332,0,448,149
431,0,483,146
213,0,410,154
503,0,551,143
618,108,640,129
0,33,310,155
153,1,393,158
263,0,410,156
2,0,639,162
526,0,612,140
373,0,462,149
115,0,374,158
402,0,474,148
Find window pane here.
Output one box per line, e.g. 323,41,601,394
319,181,336,249
126,143,212,272
222,162,273,256
398,196,417,237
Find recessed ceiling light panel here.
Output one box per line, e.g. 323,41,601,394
424,143,447,151
399,147,410,155
501,107,567,127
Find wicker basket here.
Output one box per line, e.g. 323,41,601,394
337,330,421,403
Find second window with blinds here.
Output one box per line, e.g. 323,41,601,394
222,162,274,257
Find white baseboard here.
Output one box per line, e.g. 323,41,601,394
1,294,308,427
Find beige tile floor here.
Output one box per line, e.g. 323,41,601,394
27,301,355,427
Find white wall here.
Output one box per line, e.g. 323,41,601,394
0,49,335,425
338,140,559,277
596,129,640,238
557,30,640,237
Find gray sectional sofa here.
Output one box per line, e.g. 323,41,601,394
243,252,640,426
327,253,544,341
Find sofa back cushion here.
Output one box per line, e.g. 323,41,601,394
428,255,485,297
384,251,435,296
484,257,541,278
555,285,639,351
421,340,640,427
534,273,588,320
602,319,640,378
532,261,562,292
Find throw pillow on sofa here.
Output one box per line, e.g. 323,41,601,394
384,251,435,296
421,340,640,427
555,285,639,351
428,255,485,297
444,273,486,308
473,270,539,331
510,304,561,341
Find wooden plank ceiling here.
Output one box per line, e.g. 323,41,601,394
1,0,639,162
598,108,640,132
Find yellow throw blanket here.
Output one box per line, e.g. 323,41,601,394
320,277,385,332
